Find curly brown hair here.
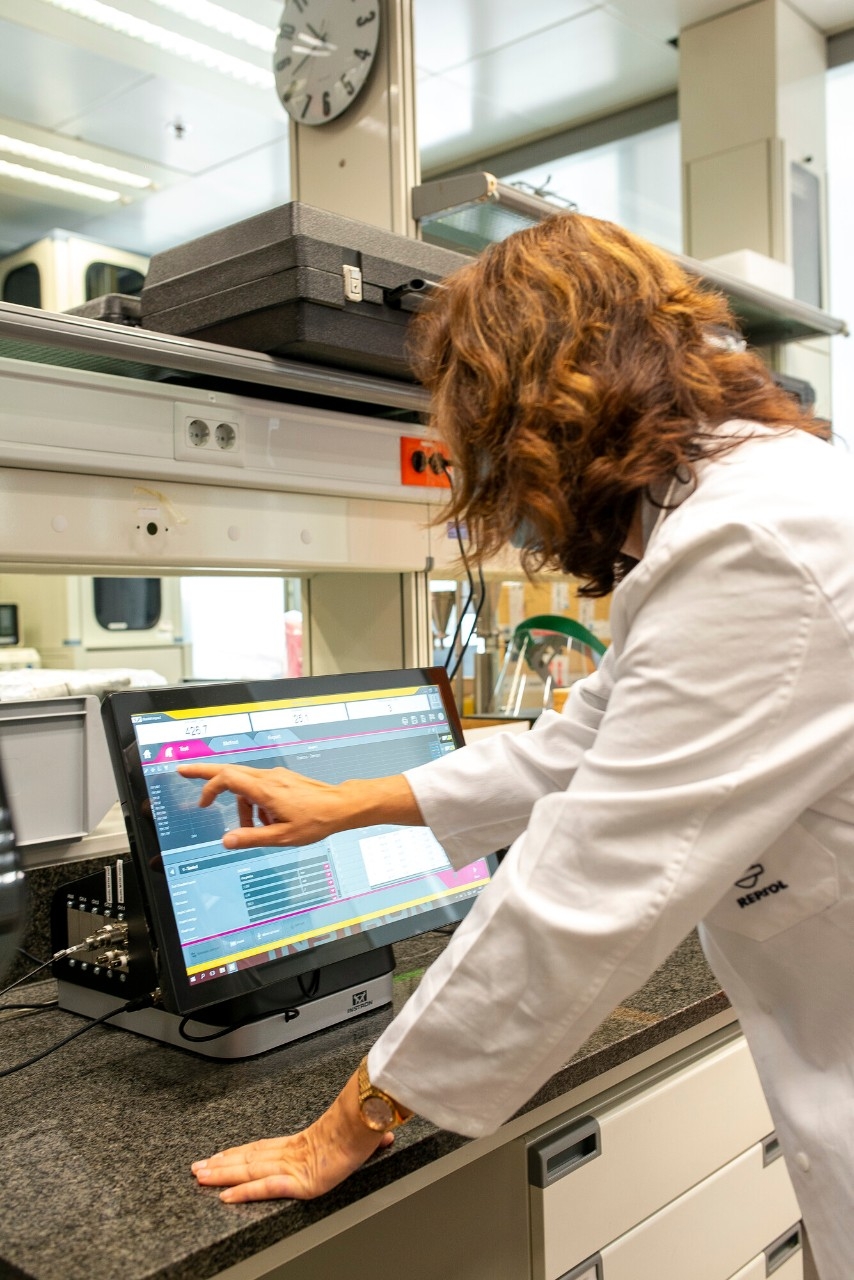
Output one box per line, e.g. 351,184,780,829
408,213,821,596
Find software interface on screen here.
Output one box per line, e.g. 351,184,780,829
130,683,490,990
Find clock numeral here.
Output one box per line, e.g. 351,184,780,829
276,56,292,72
322,90,332,117
279,21,295,39
341,75,355,96
353,46,371,60
301,94,313,119
356,9,376,26
292,0,308,11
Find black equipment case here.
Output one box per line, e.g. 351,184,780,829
140,202,471,381
66,294,142,326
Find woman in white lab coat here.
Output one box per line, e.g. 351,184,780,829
184,214,854,1278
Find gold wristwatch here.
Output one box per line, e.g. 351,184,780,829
357,1056,413,1132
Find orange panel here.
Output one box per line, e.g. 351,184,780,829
400,435,451,488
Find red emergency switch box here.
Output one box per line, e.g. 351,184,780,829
400,435,451,488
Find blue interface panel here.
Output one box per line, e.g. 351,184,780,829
130,683,490,991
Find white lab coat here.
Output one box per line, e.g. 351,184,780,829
368,422,854,1279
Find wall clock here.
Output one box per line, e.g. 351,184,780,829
274,1,382,126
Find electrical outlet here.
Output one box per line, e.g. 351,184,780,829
173,402,246,467
400,435,450,488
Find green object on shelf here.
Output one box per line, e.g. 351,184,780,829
510,614,607,659
491,612,607,719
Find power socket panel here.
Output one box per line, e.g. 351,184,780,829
173,402,246,467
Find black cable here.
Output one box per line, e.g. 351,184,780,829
0,958,55,998
17,947,48,969
298,968,320,999
177,1004,301,1044
446,539,486,683
178,969,319,1043
0,992,156,1078
452,560,487,681
178,1015,249,1044
439,460,478,680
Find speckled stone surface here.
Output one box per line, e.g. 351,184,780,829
0,929,728,1280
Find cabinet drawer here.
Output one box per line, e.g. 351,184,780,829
728,1224,803,1280
530,1037,776,1279
595,1142,800,1280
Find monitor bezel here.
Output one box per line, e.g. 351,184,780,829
101,666,495,1017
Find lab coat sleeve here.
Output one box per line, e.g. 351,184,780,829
402,647,615,868
369,520,854,1137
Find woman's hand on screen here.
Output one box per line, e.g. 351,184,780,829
177,762,423,848
178,762,348,847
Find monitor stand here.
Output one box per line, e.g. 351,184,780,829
56,948,395,1060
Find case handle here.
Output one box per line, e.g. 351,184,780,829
383,278,444,311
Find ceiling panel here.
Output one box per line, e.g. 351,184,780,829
74,135,291,256
0,0,853,264
607,0,854,40
58,75,291,175
417,70,542,169
0,17,148,131
413,0,596,74
778,0,854,31
422,5,681,170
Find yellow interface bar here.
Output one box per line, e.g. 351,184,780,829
185,877,489,976
145,686,422,721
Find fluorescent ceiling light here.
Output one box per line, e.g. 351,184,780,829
42,0,275,88
0,134,152,189
144,0,274,52
0,158,122,202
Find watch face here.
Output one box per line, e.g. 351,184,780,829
362,1094,395,1131
274,0,382,126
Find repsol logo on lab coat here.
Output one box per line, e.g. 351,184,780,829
734,864,790,908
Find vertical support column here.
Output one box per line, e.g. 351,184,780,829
289,0,419,235
288,1,427,676
679,0,831,415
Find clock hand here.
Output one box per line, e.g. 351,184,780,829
306,22,325,42
295,31,334,54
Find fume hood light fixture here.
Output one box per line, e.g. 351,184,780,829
41,0,275,88
0,134,152,190
0,158,122,202
143,0,275,52
412,172,576,255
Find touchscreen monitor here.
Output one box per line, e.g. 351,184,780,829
102,668,497,1018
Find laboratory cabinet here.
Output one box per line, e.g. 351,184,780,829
527,1034,800,1280
211,1026,802,1280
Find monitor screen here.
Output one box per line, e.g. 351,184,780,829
102,668,497,1017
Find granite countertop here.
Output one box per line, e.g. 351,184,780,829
0,930,729,1280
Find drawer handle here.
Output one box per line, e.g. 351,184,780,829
557,1254,602,1280
762,1132,782,1166
766,1223,802,1276
528,1115,601,1188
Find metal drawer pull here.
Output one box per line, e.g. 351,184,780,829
762,1132,782,1165
557,1253,602,1280
766,1223,802,1275
528,1115,601,1188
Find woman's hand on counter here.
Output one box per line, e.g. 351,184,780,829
191,1069,394,1202
177,762,423,849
